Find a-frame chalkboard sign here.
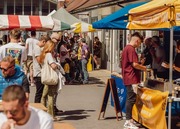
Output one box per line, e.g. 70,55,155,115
98,78,123,121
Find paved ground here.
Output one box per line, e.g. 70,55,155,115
29,69,178,129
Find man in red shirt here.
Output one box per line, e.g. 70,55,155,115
121,32,146,129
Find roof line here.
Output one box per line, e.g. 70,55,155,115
70,0,140,14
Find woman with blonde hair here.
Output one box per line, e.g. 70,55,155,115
39,40,59,120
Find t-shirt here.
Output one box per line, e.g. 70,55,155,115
0,42,27,66
77,46,82,60
26,37,39,56
152,46,166,72
33,44,42,77
60,45,69,63
45,53,56,65
0,106,53,129
81,44,89,59
121,45,140,85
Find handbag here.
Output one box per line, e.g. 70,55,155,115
41,58,59,85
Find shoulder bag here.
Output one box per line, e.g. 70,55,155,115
41,58,59,85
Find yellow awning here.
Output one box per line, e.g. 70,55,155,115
71,22,95,33
127,0,180,30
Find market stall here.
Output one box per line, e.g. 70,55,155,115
128,0,180,129
92,1,147,29
51,8,95,33
0,14,71,31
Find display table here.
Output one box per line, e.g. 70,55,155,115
0,102,47,112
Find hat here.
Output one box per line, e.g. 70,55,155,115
51,32,61,40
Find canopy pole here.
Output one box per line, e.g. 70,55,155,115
168,27,173,129
22,0,24,15
31,0,33,15
14,0,16,15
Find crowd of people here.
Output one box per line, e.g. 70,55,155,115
0,29,102,125
141,36,180,80
0,29,179,129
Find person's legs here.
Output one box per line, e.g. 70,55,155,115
47,85,57,118
29,62,34,86
93,55,98,66
125,85,136,120
41,85,48,107
75,60,82,80
81,59,89,83
124,85,138,129
97,58,101,69
34,77,44,103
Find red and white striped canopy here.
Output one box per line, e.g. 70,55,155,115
0,15,54,30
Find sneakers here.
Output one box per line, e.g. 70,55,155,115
83,81,89,84
124,121,139,129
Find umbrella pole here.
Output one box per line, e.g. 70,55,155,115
168,28,173,129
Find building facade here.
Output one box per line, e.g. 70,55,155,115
0,0,56,15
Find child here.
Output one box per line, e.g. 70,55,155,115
64,58,71,84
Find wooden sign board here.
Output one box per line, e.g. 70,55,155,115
98,78,122,121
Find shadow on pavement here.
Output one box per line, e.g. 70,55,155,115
61,115,90,120
58,109,95,120
66,77,105,85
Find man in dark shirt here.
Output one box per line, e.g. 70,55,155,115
121,32,146,129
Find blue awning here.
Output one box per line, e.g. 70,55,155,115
92,2,147,29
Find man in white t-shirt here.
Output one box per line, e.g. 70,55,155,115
0,85,53,129
0,29,27,67
25,31,39,86
33,35,50,103
26,31,39,58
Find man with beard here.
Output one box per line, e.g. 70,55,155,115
0,85,53,129
0,56,29,100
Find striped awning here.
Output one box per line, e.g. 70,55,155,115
0,15,54,30
71,22,95,33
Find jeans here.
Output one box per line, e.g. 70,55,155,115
75,60,83,80
125,85,136,120
34,77,44,103
81,58,89,82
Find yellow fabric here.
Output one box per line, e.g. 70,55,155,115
72,22,96,33
77,46,82,60
128,0,180,29
87,55,92,72
175,0,180,26
64,63,70,73
132,87,168,129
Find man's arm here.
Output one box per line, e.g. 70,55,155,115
174,65,180,72
133,62,146,71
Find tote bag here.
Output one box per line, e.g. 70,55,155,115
41,58,59,85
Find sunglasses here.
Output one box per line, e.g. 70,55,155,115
0,65,14,72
